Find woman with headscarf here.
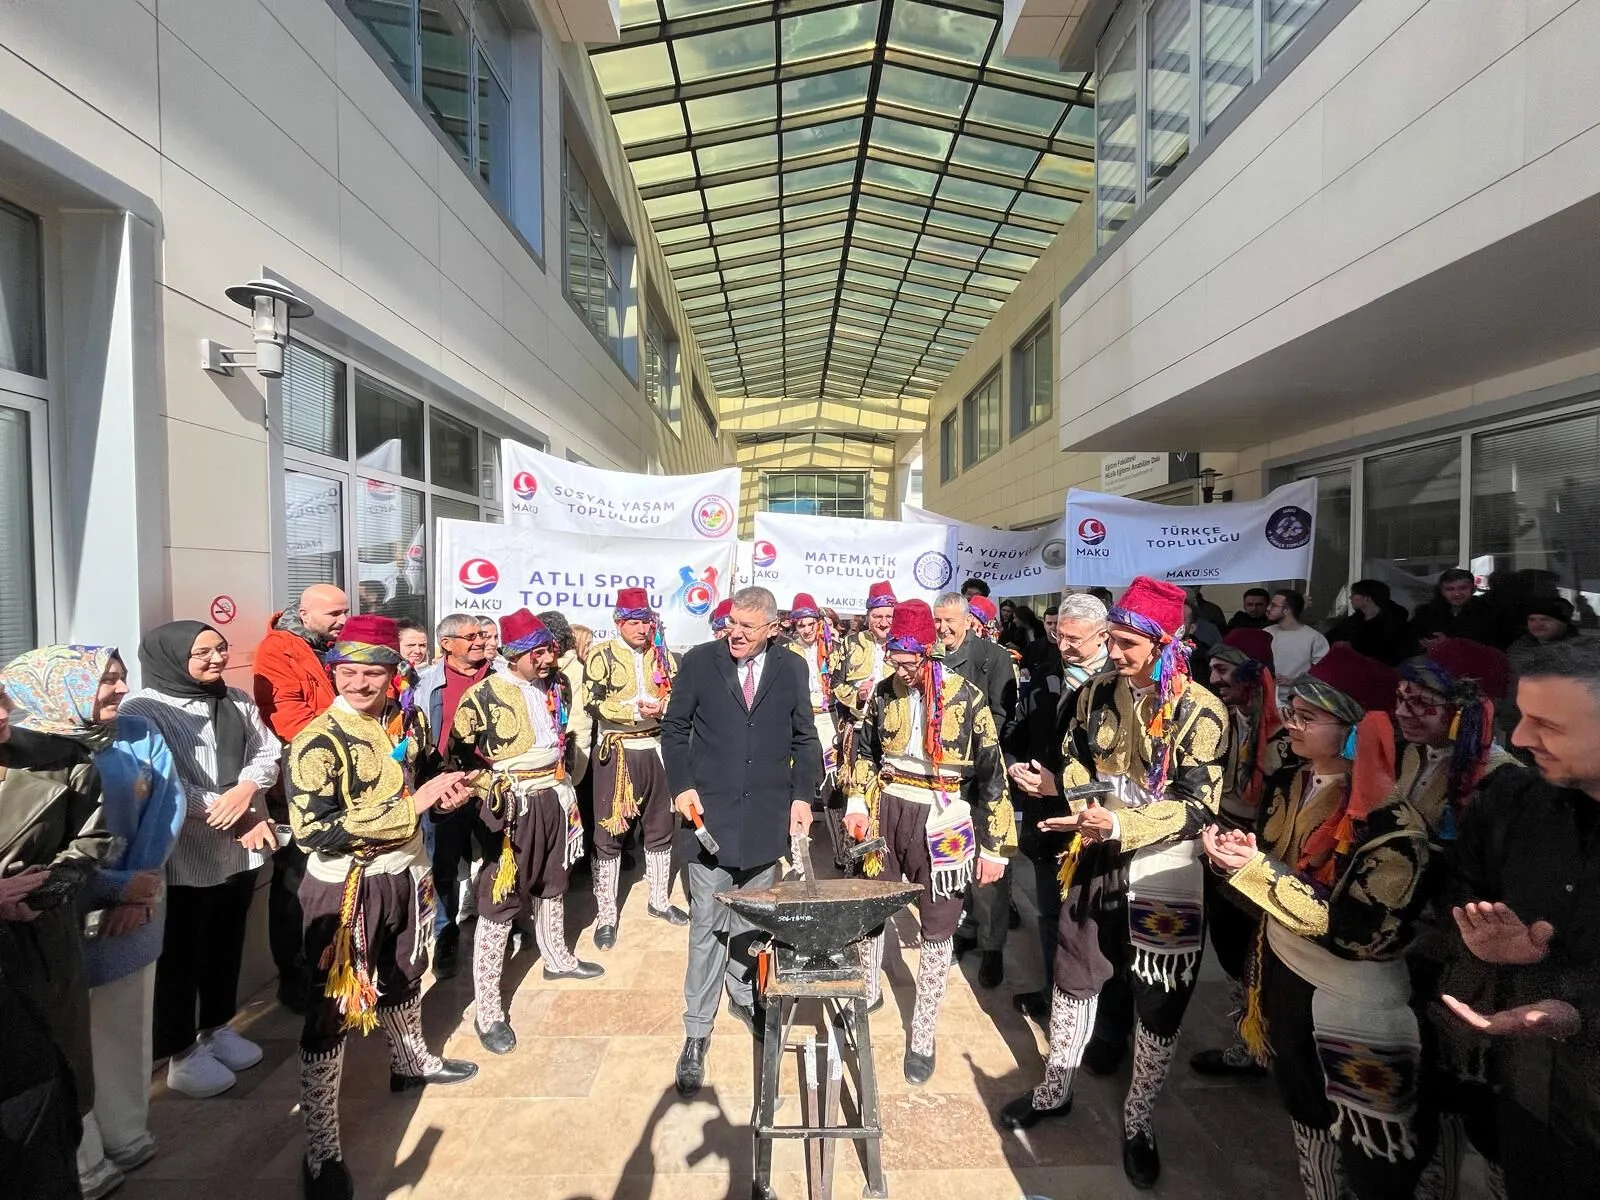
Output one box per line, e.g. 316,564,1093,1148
1,646,185,1198
121,621,280,1100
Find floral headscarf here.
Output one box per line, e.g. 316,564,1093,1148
0,645,122,751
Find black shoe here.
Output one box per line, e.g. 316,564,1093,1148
977,950,1004,989
433,927,460,980
728,1000,767,1041
840,994,884,1032
543,959,605,981
675,1036,707,1097
1082,1035,1126,1077
750,1184,777,1200
594,924,617,951
1008,901,1022,930
1189,1046,1267,1077
648,904,689,926
303,1156,353,1200
476,1020,517,1055
1012,990,1049,1021
1123,1128,1161,1189
277,974,309,1016
998,1092,1072,1131
389,1057,478,1093
903,1045,935,1086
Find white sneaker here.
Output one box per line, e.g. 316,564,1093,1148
205,1026,263,1072
78,1158,125,1200
165,1044,236,1098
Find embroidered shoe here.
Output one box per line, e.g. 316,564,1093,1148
165,1043,236,1098
1122,1127,1161,1190
205,1027,263,1072
999,1092,1073,1131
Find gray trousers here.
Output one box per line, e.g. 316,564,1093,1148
682,855,779,1038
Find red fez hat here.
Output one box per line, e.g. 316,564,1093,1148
499,608,554,656
885,599,936,654
790,593,821,618
969,595,998,624
1218,627,1274,667
710,599,733,627
329,614,402,664
866,581,897,609
614,587,654,619
1424,637,1511,701
1306,643,1400,716
1108,576,1186,640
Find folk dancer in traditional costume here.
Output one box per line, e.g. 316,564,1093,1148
286,616,478,1200
785,592,842,797
1000,577,1226,1192
842,599,1016,1084
452,610,604,1056
1190,627,1295,1078
709,599,733,641
1394,638,1518,1200
1202,644,1433,1200
584,587,682,949
828,581,897,863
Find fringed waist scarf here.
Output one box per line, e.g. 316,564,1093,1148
596,727,660,836
1126,840,1205,990
862,761,977,898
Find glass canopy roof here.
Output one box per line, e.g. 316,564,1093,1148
590,0,1094,402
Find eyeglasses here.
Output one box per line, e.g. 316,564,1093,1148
1394,688,1447,715
445,633,487,643
1281,705,1343,731
726,619,774,635
189,646,229,661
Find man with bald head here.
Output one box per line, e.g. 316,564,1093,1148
254,582,352,1013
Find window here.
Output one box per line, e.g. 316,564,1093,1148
1095,24,1139,243
0,200,43,378
354,371,425,480
940,411,958,483
282,342,347,458
284,469,346,607
1361,441,1461,593
692,380,718,436
343,0,531,232
1010,319,1051,437
563,148,637,374
0,405,39,661
644,313,682,435
1202,0,1256,131
961,371,1002,469
430,408,478,493
761,471,869,519
1144,0,1192,194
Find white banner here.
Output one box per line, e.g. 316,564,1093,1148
751,512,958,612
1064,480,1318,587
501,441,740,541
902,504,1066,594
735,539,755,588
434,519,734,648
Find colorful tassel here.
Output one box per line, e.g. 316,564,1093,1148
1055,832,1083,897
320,866,379,1034
491,831,518,904
1238,918,1269,1061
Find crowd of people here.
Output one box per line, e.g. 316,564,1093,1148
1,563,1595,1200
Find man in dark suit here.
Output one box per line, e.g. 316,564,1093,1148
661,585,822,1099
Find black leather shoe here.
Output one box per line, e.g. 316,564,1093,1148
998,1092,1072,1131
1082,1035,1126,1077
476,1020,517,1055
978,950,1004,989
594,924,617,951
903,1046,935,1086
303,1156,353,1200
1123,1128,1161,1190
432,927,460,980
544,959,605,981
728,1000,767,1041
389,1057,478,1093
675,1036,707,1097
1189,1046,1267,1077
648,904,689,926
1012,990,1049,1021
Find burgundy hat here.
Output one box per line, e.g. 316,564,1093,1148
1303,643,1400,717
710,599,733,630
499,608,554,656
614,587,655,621
1411,637,1511,702
969,595,998,625
886,599,936,654
1215,627,1274,668
328,614,402,665
790,593,821,618
866,581,897,610
1108,576,1186,641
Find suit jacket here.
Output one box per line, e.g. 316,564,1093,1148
661,641,822,871
942,635,1019,747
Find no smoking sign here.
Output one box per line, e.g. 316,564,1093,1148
210,595,237,625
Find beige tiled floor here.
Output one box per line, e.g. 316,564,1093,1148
120,859,1371,1199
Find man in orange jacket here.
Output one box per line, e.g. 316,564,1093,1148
253,584,349,1013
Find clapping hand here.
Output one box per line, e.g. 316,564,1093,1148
1008,759,1057,798
1440,994,1580,1041
412,771,470,815
1037,803,1115,842
1201,826,1257,873
1451,902,1554,966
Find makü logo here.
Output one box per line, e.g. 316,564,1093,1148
1076,518,1108,546
459,558,499,595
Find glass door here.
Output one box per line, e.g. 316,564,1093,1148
1299,466,1352,625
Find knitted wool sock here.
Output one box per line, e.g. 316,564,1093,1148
376,994,442,1079
1122,1021,1178,1138
473,917,513,1026
1032,989,1097,1112
861,931,887,1006
1291,1120,1345,1200
534,897,578,972
594,855,621,928
645,849,672,911
299,1043,344,1172
909,937,952,1057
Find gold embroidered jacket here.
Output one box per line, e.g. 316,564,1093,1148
288,698,431,856
1056,673,1227,853
1393,741,1517,846
832,632,891,721
785,638,841,710
1228,771,1431,960
582,638,679,726
451,673,569,765
848,672,1017,859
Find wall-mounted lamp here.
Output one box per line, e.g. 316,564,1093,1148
200,279,314,379
1199,467,1221,504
